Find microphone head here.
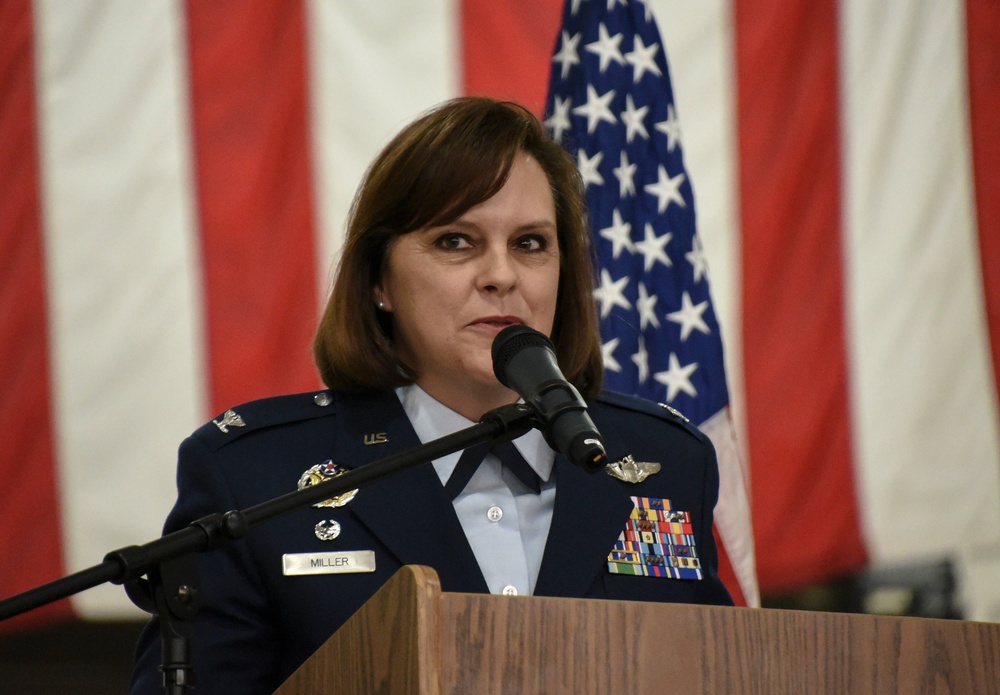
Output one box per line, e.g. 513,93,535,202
491,325,553,387
491,324,608,473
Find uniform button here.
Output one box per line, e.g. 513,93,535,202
314,392,332,406
501,585,518,596
486,506,503,522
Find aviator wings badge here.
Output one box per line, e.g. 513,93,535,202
605,455,661,484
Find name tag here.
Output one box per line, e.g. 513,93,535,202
282,551,376,576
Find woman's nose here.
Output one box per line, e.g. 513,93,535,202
476,246,517,294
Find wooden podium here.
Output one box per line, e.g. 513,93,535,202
274,565,1000,695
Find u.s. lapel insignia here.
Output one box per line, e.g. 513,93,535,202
213,409,245,433
297,460,358,508
605,455,661,483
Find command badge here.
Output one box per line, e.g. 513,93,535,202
298,460,358,509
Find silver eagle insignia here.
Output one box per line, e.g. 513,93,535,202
658,403,690,422
298,460,359,509
213,409,246,433
605,455,662,484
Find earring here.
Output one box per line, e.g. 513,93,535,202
377,300,385,310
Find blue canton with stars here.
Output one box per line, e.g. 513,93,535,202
544,0,730,424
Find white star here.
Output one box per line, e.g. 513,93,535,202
606,0,627,9
624,35,662,82
599,209,634,259
552,31,581,80
570,0,588,14
577,148,604,188
635,0,654,21
655,104,682,152
602,337,622,373
544,96,572,143
613,149,637,198
620,94,650,143
636,283,660,330
572,85,617,134
654,353,699,402
593,268,631,318
633,223,672,271
686,234,709,282
666,291,711,341
644,165,686,213
631,337,650,383
585,23,625,73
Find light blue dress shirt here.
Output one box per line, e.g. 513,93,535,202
396,384,556,596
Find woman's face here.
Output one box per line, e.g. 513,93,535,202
378,153,560,417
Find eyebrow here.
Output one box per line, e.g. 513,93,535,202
445,218,557,233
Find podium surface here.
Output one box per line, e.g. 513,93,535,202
275,565,1000,694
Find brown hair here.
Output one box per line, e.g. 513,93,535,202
314,97,603,396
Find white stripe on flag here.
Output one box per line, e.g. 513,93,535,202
702,409,759,603
306,0,460,288
34,0,205,616
840,0,1000,562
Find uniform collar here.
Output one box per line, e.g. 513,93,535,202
395,384,554,484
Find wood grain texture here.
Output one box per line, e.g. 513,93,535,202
273,565,442,695
276,566,1000,695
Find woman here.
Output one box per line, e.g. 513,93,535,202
130,97,731,694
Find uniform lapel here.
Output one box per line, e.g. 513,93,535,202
533,454,633,597
331,391,489,593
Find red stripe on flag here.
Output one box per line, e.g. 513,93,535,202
965,0,1000,409
734,1,868,593
459,0,563,116
184,0,321,415
0,0,72,631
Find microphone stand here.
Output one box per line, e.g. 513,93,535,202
0,402,539,694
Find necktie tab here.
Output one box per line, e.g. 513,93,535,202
444,440,541,499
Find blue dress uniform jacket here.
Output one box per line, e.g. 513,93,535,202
129,388,732,694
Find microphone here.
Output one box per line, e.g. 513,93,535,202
491,325,608,472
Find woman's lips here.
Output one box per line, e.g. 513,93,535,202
469,316,524,329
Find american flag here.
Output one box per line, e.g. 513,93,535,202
544,0,757,605
544,0,726,417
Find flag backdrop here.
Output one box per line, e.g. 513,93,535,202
2,0,999,629
544,0,758,607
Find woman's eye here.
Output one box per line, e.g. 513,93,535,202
435,233,471,250
515,235,546,252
